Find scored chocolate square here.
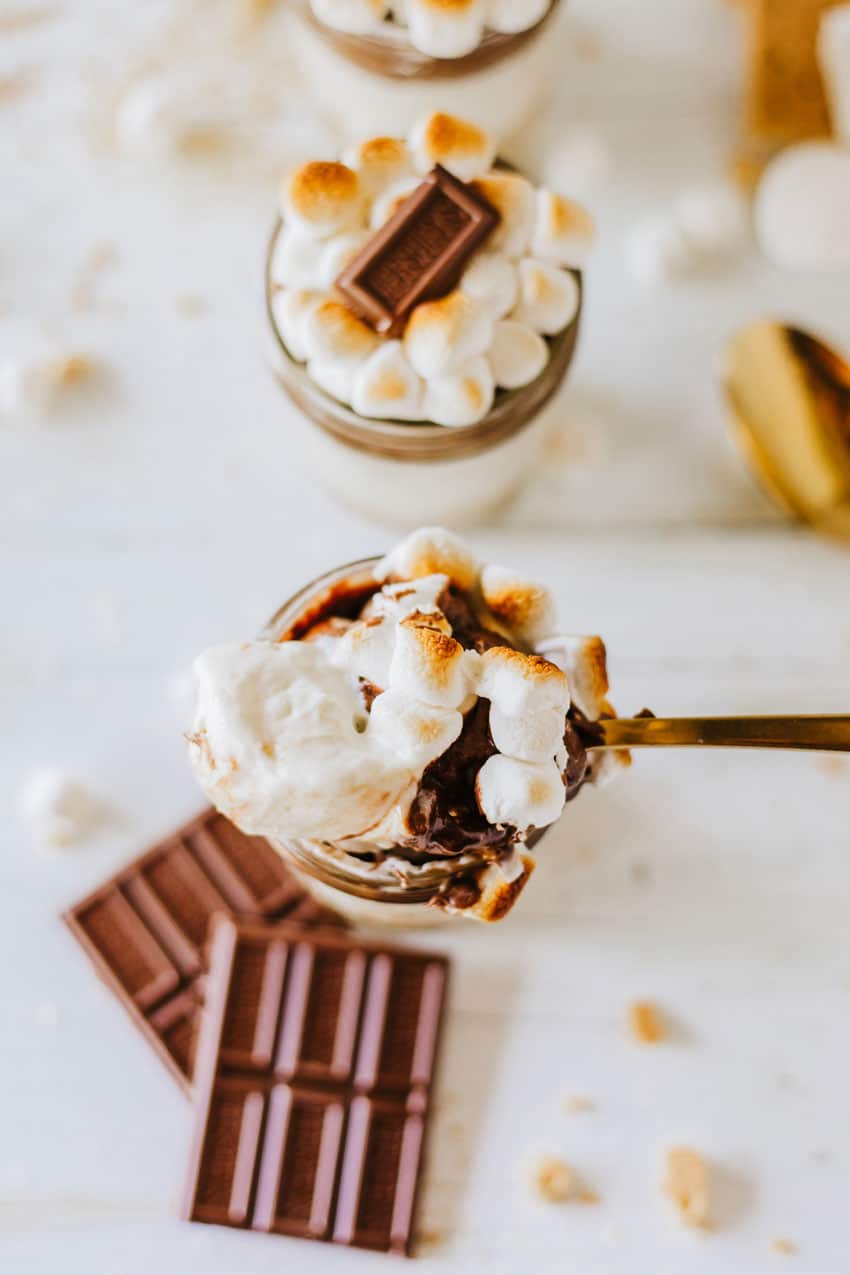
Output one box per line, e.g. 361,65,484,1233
184,919,449,1256
64,808,343,1090
335,164,500,337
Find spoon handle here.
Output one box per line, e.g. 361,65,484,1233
594,715,850,753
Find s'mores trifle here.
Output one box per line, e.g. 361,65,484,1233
188,528,628,925
266,110,593,525
290,2,565,139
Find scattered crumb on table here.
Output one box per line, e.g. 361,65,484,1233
664,1147,711,1229
577,1188,601,1206
563,1095,594,1114
630,1000,665,1044
175,294,209,318
772,1238,797,1256
531,1156,575,1203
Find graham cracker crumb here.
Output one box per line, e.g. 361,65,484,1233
772,1238,797,1256
175,294,209,318
664,1147,710,1229
52,354,93,387
532,1157,575,1203
0,5,60,34
577,1188,601,1206
563,1095,594,1114
0,69,37,104
630,1001,665,1044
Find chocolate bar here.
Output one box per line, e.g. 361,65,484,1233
335,164,499,337
184,919,449,1255
64,808,342,1089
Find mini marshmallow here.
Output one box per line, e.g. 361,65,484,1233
471,173,536,258
365,573,451,620
538,634,609,720
307,358,359,404
674,184,749,259
378,526,479,592
19,767,107,850
332,614,396,688
409,111,495,182
423,355,494,427
511,259,579,335
486,0,550,34
270,288,324,362
480,563,557,644
351,341,425,420
269,225,326,290
476,755,565,829
487,320,548,390
343,136,415,197
819,5,850,142
318,230,371,289
310,0,389,35
531,190,595,268
404,0,485,59
389,614,470,708
368,689,463,769
477,646,569,716
405,291,494,378
460,253,518,319
281,161,363,239
754,143,850,267
625,215,697,285
302,300,380,366
489,703,566,764
370,176,422,229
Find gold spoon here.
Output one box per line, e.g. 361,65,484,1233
594,715,850,752
720,321,850,541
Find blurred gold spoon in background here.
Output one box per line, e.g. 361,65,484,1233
720,322,850,542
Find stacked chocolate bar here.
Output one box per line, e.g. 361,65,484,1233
64,808,449,1257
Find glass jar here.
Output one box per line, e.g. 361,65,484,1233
264,225,582,528
289,0,566,142
260,557,547,927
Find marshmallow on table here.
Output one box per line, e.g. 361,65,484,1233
625,214,697,285
471,173,536,258
486,0,551,34
378,527,479,591
488,320,548,389
674,184,749,259
460,253,518,319
310,0,389,35
19,767,106,849
370,176,422,229
531,190,595,268
404,0,485,59
389,614,469,708
476,754,566,829
479,563,557,644
404,291,494,378
343,136,415,197
270,225,328,290
423,355,495,427
477,646,569,716
409,111,495,181
318,230,371,288
281,161,363,239
511,259,579,335
754,143,850,267
271,289,325,362
351,341,425,420
368,688,463,769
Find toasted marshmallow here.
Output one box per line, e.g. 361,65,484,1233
460,253,518,319
409,111,495,182
486,0,550,33
539,634,609,720
332,614,396,688
389,613,469,708
370,176,422,229
343,136,415,198
270,289,324,362
448,849,536,922
531,191,595,268
476,754,565,829
269,226,326,290
310,0,389,35
351,341,425,421
478,646,569,716
489,703,566,764
378,527,479,590
302,300,379,366
405,291,493,379
365,573,451,620
471,173,536,258
487,320,548,390
281,161,363,239
423,355,494,427
318,230,371,289
404,0,485,59
369,689,463,769
480,563,557,643
511,259,579,335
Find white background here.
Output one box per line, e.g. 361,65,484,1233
2,2,850,1272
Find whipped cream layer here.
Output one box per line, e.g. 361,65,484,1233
189,529,626,917
310,0,554,59
269,110,593,428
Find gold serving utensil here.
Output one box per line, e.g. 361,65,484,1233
720,321,850,542
594,715,850,752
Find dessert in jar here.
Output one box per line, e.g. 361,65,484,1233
187,527,629,927
289,0,566,140
265,110,594,527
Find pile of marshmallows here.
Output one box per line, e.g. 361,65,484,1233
270,111,593,428
189,528,610,850
310,0,553,58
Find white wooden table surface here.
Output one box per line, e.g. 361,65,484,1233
3,2,850,1272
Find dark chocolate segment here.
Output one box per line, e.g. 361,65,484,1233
64,808,343,1089
335,164,499,337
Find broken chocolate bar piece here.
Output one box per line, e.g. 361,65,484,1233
64,807,343,1089
184,918,449,1255
335,164,499,337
